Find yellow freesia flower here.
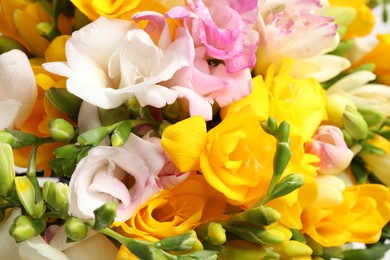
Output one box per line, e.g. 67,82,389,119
266,61,328,142
353,34,390,85
328,0,375,39
116,174,226,243
302,184,390,247
70,0,169,21
0,0,73,57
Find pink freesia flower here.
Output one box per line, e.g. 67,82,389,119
167,0,259,73
43,14,192,110
305,125,354,175
255,0,337,72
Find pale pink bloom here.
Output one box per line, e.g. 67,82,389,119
0,50,37,129
255,0,337,72
305,125,354,175
43,14,192,110
167,0,259,73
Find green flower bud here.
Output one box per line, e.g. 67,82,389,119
326,94,356,127
260,117,278,136
36,21,55,37
9,215,36,242
282,240,313,257
276,121,290,143
246,206,281,226
162,100,182,123
65,217,88,242
77,126,110,145
218,240,268,260
93,202,117,230
223,224,266,245
257,226,286,245
343,105,368,140
196,222,226,246
158,231,198,251
0,131,16,145
269,174,305,201
273,142,292,179
111,121,132,147
178,250,218,260
43,181,69,211
49,118,75,142
0,143,15,197
127,97,141,117
15,176,45,218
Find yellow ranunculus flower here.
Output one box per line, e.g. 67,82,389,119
0,0,73,57
302,184,390,247
70,0,169,21
353,34,390,85
265,60,327,142
116,174,227,242
328,0,375,39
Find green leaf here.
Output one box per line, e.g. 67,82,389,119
269,174,304,201
177,250,218,260
45,88,82,121
157,232,197,251
5,129,40,148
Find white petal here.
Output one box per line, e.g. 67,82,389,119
19,236,68,260
0,99,21,129
42,62,74,78
328,71,376,92
134,84,178,108
0,50,37,128
173,86,213,120
0,209,22,260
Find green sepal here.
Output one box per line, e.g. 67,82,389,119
269,174,304,201
45,88,82,121
157,231,197,251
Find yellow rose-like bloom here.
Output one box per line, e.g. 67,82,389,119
71,0,169,21
0,1,73,57
329,0,375,39
13,36,72,176
266,61,327,142
116,174,226,243
353,34,390,85
302,184,390,247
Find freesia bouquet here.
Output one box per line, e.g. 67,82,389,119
1,0,390,259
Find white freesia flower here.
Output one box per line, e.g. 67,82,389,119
0,50,37,129
43,14,192,110
327,70,390,116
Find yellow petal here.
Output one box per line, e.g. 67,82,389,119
161,116,207,172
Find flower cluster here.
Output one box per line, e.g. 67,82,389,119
0,0,390,259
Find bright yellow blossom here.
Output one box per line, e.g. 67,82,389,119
328,0,375,39
302,184,390,247
70,0,170,21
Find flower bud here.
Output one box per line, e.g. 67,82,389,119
77,126,110,145
257,225,287,245
196,222,226,246
260,117,278,136
326,94,356,127
93,201,117,230
276,121,290,143
273,142,292,179
15,176,45,218
9,215,36,242
269,173,304,201
162,100,182,123
343,105,368,140
223,224,266,244
246,206,281,226
218,240,268,260
0,131,16,145
65,217,88,242
0,143,15,197
111,121,132,147
49,118,75,142
158,231,198,251
275,240,313,258
127,97,141,117
43,181,69,212
305,125,354,174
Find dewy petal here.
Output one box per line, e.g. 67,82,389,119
161,116,207,172
18,236,68,260
0,50,37,128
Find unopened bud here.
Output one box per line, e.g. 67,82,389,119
269,174,304,201
257,225,287,245
162,100,182,123
343,105,368,140
65,217,88,242
223,224,266,244
0,131,15,145
127,97,141,117
276,121,290,143
15,176,45,218
0,143,15,197
196,222,226,246
77,126,110,145
9,215,36,242
93,202,117,230
36,22,55,36
49,118,74,142
273,142,292,179
111,121,132,147
43,181,69,212
158,231,198,251
282,240,313,257
326,94,356,127
246,206,281,226
218,240,268,260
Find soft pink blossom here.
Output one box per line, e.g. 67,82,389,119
305,125,354,175
167,0,259,73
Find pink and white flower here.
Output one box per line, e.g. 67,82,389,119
0,50,37,129
305,125,354,175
